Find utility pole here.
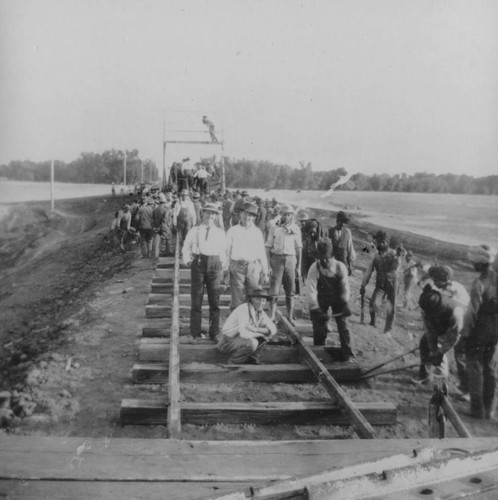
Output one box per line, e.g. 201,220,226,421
50,159,55,212
123,152,127,187
141,159,144,183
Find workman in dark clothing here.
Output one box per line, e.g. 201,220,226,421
305,239,354,359
202,115,218,142
231,190,249,226
255,197,267,235
301,218,324,279
463,244,498,419
152,193,173,258
418,284,465,383
328,211,356,275
360,231,401,333
135,198,155,258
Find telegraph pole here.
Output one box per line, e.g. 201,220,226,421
50,159,55,212
123,152,127,187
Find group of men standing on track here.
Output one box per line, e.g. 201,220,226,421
115,187,498,421
179,192,359,370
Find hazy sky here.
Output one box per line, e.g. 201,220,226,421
1,0,497,176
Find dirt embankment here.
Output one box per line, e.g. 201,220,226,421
0,194,496,440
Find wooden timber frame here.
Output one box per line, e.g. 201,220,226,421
162,137,225,192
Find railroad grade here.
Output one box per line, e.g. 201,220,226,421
120,235,397,439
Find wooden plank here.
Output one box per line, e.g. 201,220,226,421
131,362,360,384
120,400,396,426
141,320,314,337
147,294,233,308
277,311,377,439
167,237,181,438
0,480,247,500
145,304,232,317
155,269,192,279
138,341,352,365
2,434,498,482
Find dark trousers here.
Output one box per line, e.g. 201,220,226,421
369,280,397,332
191,255,223,339
310,297,354,359
466,341,497,418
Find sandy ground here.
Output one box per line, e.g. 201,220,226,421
1,194,497,441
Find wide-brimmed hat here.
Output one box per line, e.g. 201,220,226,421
281,204,295,214
373,230,389,242
242,202,258,216
192,191,200,199
428,265,453,284
247,288,272,300
180,188,189,196
202,202,221,213
337,211,349,223
241,190,249,197
468,244,497,264
316,238,333,259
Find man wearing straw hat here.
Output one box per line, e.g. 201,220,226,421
265,204,302,324
182,203,227,340
226,201,269,309
217,288,276,364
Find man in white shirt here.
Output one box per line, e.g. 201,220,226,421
218,288,277,364
173,188,197,245
226,202,269,309
183,203,227,340
265,204,302,324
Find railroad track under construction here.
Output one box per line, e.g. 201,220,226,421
3,236,498,499
119,235,398,438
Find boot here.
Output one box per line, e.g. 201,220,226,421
286,296,295,325
369,312,376,327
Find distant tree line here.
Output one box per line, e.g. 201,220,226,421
0,149,158,185
224,159,498,195
1,152,497,195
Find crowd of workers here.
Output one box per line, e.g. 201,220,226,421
111,186,498,421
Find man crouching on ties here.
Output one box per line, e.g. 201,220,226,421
305,239,354,360
217,288,276,364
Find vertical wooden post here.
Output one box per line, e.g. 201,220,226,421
141,160,144,183
50,159,55,212
123,153,127,188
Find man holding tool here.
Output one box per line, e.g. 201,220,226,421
305,239,354,360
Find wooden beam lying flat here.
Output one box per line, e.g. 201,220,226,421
138,341,350,365
145,304,232,318
147,294,232,305
132,361,361,384
142,321,314,337
120,400,396,426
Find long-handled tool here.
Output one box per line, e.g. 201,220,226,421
360,290,365,324
358,362,419,381
428,382,472,438
360,345,420,378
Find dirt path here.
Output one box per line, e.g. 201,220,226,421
1,195,497,440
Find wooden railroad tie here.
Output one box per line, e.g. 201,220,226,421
120,400,396,427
